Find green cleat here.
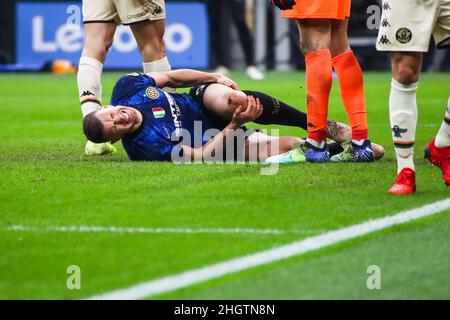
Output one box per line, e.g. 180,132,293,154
330,141,353,162
85,140,118,156
264,144,306,164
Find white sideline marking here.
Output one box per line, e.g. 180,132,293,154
1,225,319,236
87,198,450,300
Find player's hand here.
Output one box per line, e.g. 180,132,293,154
271,0,296,10
231,95,263,127
215,74,240,91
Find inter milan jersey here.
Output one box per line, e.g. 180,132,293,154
110,74,220,161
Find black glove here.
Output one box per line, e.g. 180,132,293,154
271,0,296,10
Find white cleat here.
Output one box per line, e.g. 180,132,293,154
246,65,265,81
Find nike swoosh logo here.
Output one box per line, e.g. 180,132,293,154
162,126,171,139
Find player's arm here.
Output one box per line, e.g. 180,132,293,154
147,69,240,90
181,95,263,161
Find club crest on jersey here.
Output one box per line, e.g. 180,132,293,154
396,27,412,44
146,87,160,99
152,107,165,119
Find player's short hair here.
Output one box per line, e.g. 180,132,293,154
83,111,107,143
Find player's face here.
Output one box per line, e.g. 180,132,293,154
96,106,141,143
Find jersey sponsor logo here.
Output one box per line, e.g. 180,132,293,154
152,107,166,119
146,87,160,99
127,9,149,20
164,91,183,137
396,28,412,44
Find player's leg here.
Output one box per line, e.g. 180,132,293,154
243,90,350,142
424,2,450,185
387,52,422,194
78,22,116,116
433,97,450,149
297,18,333,162
130,19,172,74
201,84,351,142
117,0,173,91
226,0,264,80
243,132,303,163
256,134,384,164
376,0,442,193
78,21,118,156
425,97,450,186
329,18,374,162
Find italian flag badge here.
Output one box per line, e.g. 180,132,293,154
152,107,165,119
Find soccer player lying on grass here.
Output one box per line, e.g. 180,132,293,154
82,70,384,163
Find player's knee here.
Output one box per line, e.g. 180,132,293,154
330,41,350,58
299,39,329,55
394,64,420,85
228,91,247,110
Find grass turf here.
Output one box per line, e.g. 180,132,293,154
0,71,449,299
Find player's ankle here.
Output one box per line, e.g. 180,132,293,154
351,139,365,146
398,166,415,174
434,137,450,148
306,138,326,149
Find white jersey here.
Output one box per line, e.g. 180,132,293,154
82,0,166,25
376,0,450,52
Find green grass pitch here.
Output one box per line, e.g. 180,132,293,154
0,71,449,299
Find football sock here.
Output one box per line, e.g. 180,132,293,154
434,97,450,148
332,51,368,140
77,56,103,117
305,50,332,146
143,56,176,93
390,78,418,173
242,90,307,130
328,141,344,157
142,56,172,73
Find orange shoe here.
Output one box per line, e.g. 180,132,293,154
425,138,450,186
389,168,416,195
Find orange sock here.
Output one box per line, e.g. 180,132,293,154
305,50,332,142
332,51,368,140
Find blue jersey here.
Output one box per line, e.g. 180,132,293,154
110,74,220,161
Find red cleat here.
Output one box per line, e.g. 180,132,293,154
425,139,450,186
389,168,416,195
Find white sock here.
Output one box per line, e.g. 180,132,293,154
434,97,450,148
78,56,103,117
143,56,176,93
389,79,418,173
142,56,172,73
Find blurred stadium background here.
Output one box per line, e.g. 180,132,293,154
1,0,449,73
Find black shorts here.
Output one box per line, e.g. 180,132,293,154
188,84,256,162
189,84,229,130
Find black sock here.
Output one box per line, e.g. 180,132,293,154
243,90,307,130
328,142,344,157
